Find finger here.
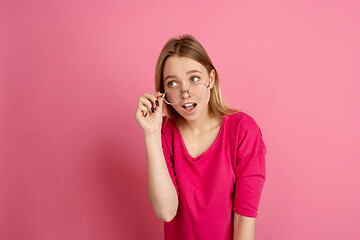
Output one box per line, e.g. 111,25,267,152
139,96,153,113
157,95,164,109
135,107,147,118
154,96,163,113
138,105,148,116
154,91,165,97
144,92,158,106
143,93,158,112
155,92,165,108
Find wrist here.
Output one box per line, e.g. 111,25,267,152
144,130,161,139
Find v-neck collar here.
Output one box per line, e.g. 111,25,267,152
172,115,227,161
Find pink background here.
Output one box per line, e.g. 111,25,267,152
1,0,360,239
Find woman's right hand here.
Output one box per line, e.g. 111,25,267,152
134,91,165,135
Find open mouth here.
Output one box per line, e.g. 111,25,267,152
182,102,197,111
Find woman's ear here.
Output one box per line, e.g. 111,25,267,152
209,69,216,89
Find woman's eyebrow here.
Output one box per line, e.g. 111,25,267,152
164,70,202,82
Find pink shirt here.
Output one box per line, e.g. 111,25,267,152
161,111,267,240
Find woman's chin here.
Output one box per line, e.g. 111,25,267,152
177,106,201,120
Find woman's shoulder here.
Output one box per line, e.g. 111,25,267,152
162,115,174,126
226,111,255,123
225,111,262,132
161,116,176,134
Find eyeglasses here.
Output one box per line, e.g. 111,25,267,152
161,79,211,105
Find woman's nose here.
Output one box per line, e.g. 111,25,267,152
181,89,190,98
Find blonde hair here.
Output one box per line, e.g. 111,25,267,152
155,34,242,124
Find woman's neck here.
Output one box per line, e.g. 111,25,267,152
175,114,222,136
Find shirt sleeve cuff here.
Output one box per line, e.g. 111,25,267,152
233,206,258,218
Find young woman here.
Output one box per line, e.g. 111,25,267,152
134,34,266,240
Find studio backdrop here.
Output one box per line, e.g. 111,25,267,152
0,0,359,239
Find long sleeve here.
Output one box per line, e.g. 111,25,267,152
233,115,267,218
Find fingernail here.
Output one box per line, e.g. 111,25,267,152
151,106,154,113
144,113,147,117
155,100,159,106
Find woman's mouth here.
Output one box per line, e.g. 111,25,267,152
182,102,197,114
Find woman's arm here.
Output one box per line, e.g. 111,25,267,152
145,131,178,222
233,212,255,240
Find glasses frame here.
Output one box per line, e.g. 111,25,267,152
160,78,211,105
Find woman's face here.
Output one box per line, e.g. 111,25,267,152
162,56,215,122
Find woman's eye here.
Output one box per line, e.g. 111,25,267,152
191,76,200,82
168,81,177,87
167,76,199,88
